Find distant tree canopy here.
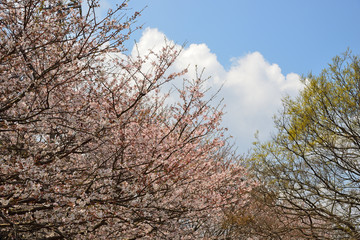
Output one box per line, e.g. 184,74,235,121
248,51,360,239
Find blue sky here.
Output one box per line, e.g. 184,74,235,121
125,0,360,75
101,0,360,153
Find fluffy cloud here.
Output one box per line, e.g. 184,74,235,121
131,28,174,56
220,52,302,152
132,28,225,83
133,28,303,153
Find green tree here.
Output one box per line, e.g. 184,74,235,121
250,51,360,239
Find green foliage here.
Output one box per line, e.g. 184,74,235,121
250,51,360,239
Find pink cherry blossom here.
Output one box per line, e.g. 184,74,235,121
0,0,253,239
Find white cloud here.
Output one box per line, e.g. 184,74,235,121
131,28,303,153
174,43,226,83
131,28,174,57
132,28,225,82
220,52,303,152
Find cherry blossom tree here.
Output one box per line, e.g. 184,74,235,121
0,0,252,239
